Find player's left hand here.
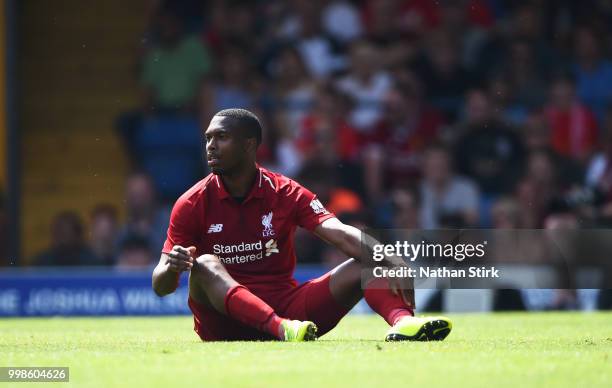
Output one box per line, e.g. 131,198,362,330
166,245,196,273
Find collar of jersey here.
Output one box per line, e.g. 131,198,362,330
214,166,271,203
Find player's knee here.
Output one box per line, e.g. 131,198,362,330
333,258,362,283
192,254,224,278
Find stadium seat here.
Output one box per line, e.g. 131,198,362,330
19,0,148,260
135,116,204,199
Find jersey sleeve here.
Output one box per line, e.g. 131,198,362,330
162,195,201,253
292,182,336,231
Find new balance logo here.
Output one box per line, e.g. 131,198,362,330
309,199,328,215
207,224,223,233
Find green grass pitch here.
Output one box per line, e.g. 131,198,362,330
1,313,611,387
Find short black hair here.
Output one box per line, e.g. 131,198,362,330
215,108,262,146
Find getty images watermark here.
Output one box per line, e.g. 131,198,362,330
371,239,500,279
360,229,612,289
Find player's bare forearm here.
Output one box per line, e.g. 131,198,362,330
152,255,180,296
314,218,363,259
152,246,195,296
313,218,406,268
314,217,415,305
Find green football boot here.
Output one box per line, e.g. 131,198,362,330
281,320,318,342
385,316,452,341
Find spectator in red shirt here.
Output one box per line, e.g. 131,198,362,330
362,81,444,201
544,75,598,162
361,0,493,37
296,85,359,168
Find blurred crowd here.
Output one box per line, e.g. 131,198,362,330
28,173,168,268
24,0,612,273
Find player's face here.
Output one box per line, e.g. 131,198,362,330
204,116,248,175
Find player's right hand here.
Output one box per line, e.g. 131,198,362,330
166,245,196,273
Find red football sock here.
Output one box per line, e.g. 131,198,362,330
224,285,284,339
364,279,414,326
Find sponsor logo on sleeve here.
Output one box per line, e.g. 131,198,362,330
309,199,328,215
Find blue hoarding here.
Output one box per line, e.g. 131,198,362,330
0,266,326,317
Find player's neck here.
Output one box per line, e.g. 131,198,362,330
220,164,258,198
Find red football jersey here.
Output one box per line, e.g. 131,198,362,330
162,166,335,293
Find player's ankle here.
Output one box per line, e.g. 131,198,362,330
277,319,289,340
262,314,285,339
390,308,414,326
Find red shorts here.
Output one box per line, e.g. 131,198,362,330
187,272,350,341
